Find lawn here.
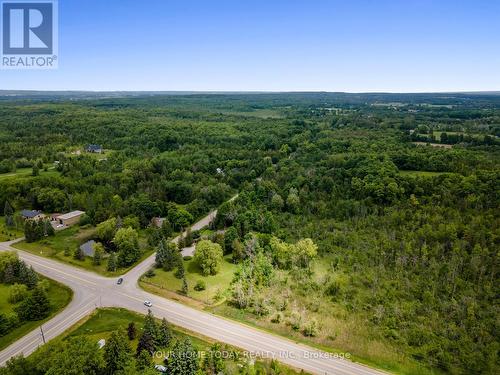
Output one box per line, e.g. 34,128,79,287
0,277,72,350
12,225,153,277
398,170,448,177
140,255,238,305
0,217,23,242
0,166,58,181
62,307,303,374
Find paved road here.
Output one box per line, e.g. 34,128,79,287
0,206,387,375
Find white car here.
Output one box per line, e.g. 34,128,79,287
154,364,167,373
144,300,152,307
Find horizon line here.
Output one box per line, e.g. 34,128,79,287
1,89,500,95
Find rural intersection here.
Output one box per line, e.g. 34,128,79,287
0,210,385,375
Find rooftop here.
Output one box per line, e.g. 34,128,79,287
21,209,42,218
86,144,102,151
58,210,85,220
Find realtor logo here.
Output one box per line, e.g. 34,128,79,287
1,0,58,69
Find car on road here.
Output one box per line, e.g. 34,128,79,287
144,300,152,307
117,278,123,285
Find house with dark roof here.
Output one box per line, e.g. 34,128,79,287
85,144,103,153
21,210,44,220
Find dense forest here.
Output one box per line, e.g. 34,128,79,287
0,92,498,374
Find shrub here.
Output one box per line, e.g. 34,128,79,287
194,280,206,291
0,313,18,336
286,311,302,331
145,269,155,278
79,214,92,226
271,312,283,324
303,319,319,337
213,288,224,303
37,279,50,293
8,283,28,303
252,298,271,317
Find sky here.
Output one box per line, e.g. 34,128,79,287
0,0,499,92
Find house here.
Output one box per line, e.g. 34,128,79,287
85,144,103,153
21,210,44,221
58,210,85,226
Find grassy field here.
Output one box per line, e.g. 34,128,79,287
12,225,153,277
0,166,58,180
431,130,487,141
142,254,436,375
398,170,447,177
0,278,72,350
0,217,23,242
225,109,284,118
62,307,304,374
140,255,237,305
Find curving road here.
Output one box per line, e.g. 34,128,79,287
0,207,387,375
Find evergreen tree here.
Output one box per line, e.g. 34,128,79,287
115,215,123,230
127,322,137,340
107,252,117,272
161,219,173,238
24,220,36,243
3,263,15,284
174,257,185,279
143,309,158,342
181,277,188,295
73,245,85,261
224,226,238,254
136,332,155,356
156,318,172,347
164,242,179,272
136,348,153,371
3,201,14,227
16,286,50,321
177,232,185,250
104,330,131,375
34,220,45,240
18,263,38,289
202,343,225,375
92,243,104,266
44,220,55,237
165,338,199,375
155,239,167,268
184,227,193,247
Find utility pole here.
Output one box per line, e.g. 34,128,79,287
40,325,46,344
